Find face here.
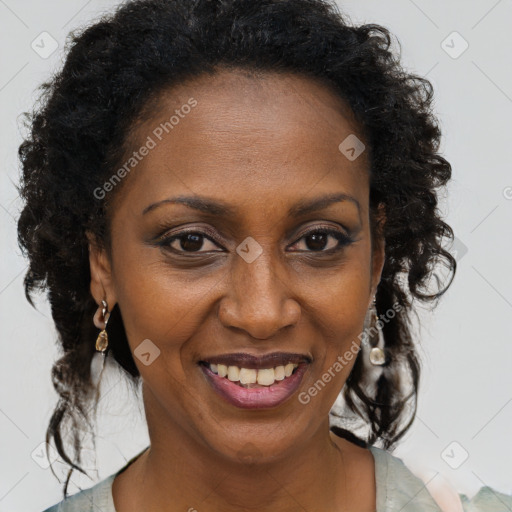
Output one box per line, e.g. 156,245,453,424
88,69,385,463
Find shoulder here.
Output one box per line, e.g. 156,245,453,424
40,474,116,512
369,445,512,512
369,445,443,511
459,485,512,511
40,446,149,512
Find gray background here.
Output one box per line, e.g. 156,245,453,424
1,0,511,510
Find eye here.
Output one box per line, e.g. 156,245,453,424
155,230,224,254
155,226,354,255
289,227,354,253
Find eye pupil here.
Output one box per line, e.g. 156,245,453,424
306,233,328,251
180,233,203,252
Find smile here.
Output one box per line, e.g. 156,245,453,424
199,361,309,409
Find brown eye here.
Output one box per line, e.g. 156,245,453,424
176,233,205,252
304,232,330,251
290,228,354,253
156,231,224,253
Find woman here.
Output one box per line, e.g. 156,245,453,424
16,0,510,510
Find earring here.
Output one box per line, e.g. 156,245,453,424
90,300,110,388
94,300,110,352
363,297,386,366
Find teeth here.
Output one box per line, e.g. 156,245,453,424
239,368,257,385
227,366,239,382
257,368,275,386
207,362,299,387
274,365,285,380
284,363,295,377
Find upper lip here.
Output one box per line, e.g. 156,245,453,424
200,352,312,369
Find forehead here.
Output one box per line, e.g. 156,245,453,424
109,69,370,220
140,68,365,153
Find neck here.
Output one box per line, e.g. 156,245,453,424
112,392,369,512
143,425,348,512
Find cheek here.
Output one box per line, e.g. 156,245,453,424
111,243,224,379
300,251,371,380
306,251,371,334
297,276,368,410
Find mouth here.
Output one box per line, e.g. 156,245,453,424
198,352,311,409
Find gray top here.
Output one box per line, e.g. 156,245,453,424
41,445,512,512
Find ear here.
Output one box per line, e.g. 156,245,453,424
369,203,386,301
86,230,117,318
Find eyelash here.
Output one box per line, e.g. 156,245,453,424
155,226,354,255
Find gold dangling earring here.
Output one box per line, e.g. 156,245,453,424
94,300,110,352
90,300,110,389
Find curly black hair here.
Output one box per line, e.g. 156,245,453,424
17,0,456,497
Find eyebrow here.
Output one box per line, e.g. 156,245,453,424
142,192,360,218
288,193,360,217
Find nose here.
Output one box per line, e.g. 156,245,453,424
218,248,301,339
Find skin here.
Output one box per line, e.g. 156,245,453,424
88,69,385,512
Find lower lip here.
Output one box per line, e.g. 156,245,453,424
199,363,309,409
